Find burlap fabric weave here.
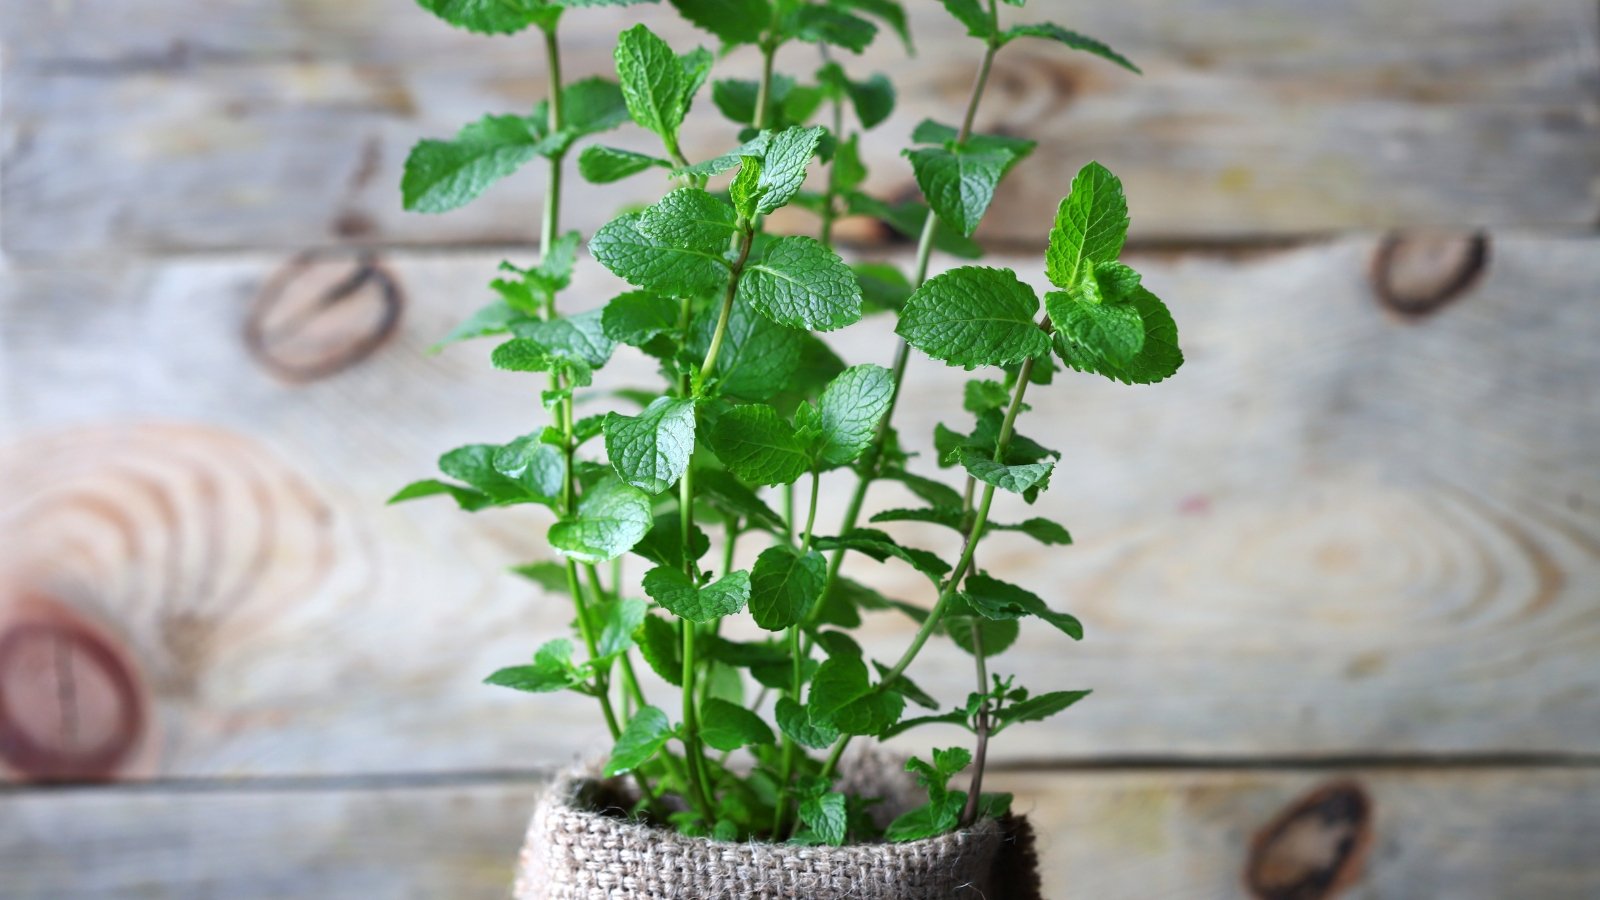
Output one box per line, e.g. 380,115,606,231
514,754,1029,899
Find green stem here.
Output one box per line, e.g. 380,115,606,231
566,561,621,739
674,227,757,824
772,469,821,836
584,563,649,711
799,469,820,554
819,91,844,247
754,39,778,131
698,228,755,386
540,23,565,265
959,620,990,825
812,33,1002,614
820,353,1039,781
537,21,655,803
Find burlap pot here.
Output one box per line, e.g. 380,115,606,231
514,754,1041,900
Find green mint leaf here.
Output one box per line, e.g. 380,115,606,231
875,661,939,709
432,300,523,350
798,792,849,846
712,76,824,129
510,309,616,368
713,78,764,126
994,689,1092,733
556,76,632,143
830,688,905,737
1046,288,1145,366
845,193,985,259
807,654,870,721
689,296,805,401
636,614,683,686
699,697,776,750
695,469,786,532
906,138,1033,237
1001,24,1141,74
590,212,730,297
829,134,868,195
729,157,764,221
882,468,965,509
1052,286,1183,385
963,379,1012,413
603,396,696,494
911,119,1035,153
578,145,671,183
402,114,548,213
885,803,954,842
638,187,739,251
510,561,569,595
492,434,567,505
484,638,582,693
595,597,649,660
956,446,1054,495
813,529,949,583
932,746,973,780
753,126,825,215
946,596,1021,656
643,566,752,623
439,443,533,504
748,544,826,630
775,696,840,750
604,705,674,777
897,266,1049,369
708,404,812,485
963,573,1082,639
601,291,679,346
615,25,701,142
881,708,972,739
787,5,877,53
631,512,710,570
844,72,895,129
870,506,963,531
1046,162,1130,289
816,364,894,466
853,262,911,314
833,0,911,51
549,476,653,563
740,236,863,332
387,478,492,511
938,0,993,38
416,0,545,35
668,0,771,46
491,337,560,375
995,516,1073,545
676,133,771,178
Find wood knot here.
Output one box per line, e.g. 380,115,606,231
1245,780,1373,900
245,251,403,383
1370,230,1489,318
0,615,144,782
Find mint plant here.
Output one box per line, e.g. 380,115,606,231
395,0,1179,845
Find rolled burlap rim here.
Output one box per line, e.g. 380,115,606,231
513,751,1042,900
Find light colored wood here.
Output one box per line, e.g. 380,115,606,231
3,1,1598,258
1,234,1596,780
2,766,1597,898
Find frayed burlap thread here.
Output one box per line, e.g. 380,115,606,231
515,756,1016,899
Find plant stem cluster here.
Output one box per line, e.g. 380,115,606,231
396,0,1179,844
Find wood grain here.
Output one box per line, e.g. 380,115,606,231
2,766,1597,898
3,1,1597,258
2,234,1596,779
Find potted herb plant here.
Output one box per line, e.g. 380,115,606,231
394,0,1180,896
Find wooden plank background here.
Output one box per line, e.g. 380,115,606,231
2,0,1599,897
